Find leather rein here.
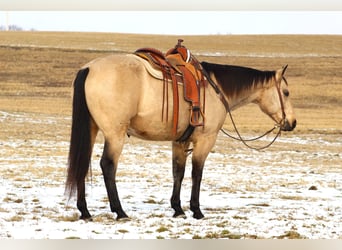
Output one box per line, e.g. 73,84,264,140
219,75,288,151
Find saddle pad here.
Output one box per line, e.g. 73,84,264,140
132,54,182,83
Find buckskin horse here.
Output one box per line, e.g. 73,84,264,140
66,50,296,220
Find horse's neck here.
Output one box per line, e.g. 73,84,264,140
208,70,268,111
226,85,263,111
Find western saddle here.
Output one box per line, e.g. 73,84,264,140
134,39,206,138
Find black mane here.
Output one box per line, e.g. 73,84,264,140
201,61,275,97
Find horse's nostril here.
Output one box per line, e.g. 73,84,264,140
281,119,296,131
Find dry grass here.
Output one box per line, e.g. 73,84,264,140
0,31,341,137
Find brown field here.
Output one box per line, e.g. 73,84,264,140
0,31,341,239
1,31,341,136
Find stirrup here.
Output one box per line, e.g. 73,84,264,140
190,107,204,127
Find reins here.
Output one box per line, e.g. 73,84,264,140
220,76,287,151
220,113,282,151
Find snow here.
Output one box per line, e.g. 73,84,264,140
0,111,341,239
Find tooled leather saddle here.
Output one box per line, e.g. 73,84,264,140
134,39,206,138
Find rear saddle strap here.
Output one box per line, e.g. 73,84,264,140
134,39,205,137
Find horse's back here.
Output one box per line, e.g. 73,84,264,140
84,54,146,85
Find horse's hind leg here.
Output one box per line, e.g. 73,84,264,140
170,141,190,218
77,118,99,220
77,183,91,220
100,134,128,220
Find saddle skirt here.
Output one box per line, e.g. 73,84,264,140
133,54,181,82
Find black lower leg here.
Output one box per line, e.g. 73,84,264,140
190,164,204,219
101,145,128,220
171,178,186,218
170,144,188,218
77,198,92,220
77,183,92,220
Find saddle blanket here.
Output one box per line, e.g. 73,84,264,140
132,54,182,84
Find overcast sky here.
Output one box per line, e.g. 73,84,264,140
1,11,342,35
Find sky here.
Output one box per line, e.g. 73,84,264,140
1,11,342,35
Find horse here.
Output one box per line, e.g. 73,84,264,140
66,53,296,220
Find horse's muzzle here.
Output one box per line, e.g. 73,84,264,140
281,119,297,131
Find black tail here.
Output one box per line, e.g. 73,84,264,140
66,67,91,198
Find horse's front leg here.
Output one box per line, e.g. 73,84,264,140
170,141,190,218
190,158,205,219
190,134,217,219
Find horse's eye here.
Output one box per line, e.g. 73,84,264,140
283,89,289,97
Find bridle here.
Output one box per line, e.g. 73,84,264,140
220,76,288,151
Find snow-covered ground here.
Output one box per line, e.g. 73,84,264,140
0,111,341,239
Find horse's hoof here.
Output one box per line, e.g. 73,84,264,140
193,211,204,220
173,213,187,219
116,216,131,222
80,215,93,221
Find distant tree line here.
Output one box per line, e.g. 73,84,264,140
0,25,33,31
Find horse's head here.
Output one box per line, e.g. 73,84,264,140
258,65,296,131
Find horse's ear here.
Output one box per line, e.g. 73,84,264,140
276,65,288,82
282,64,288,76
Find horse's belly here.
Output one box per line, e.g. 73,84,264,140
127,126,172,141
128,112,189,141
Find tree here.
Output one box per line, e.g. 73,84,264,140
0,25,24,31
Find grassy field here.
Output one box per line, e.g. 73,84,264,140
0,31,341,136
0,31,341,239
